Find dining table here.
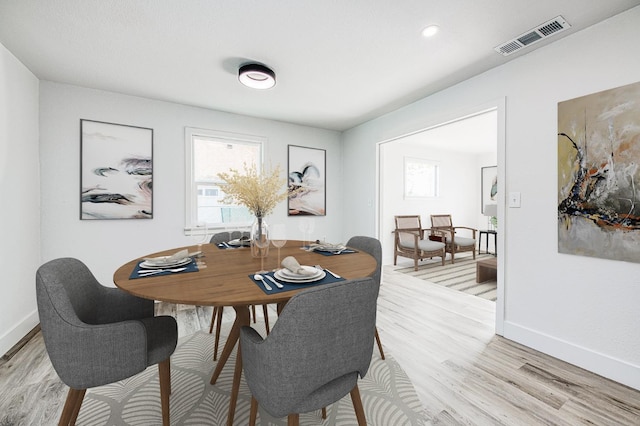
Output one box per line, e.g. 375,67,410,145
113,239,377,425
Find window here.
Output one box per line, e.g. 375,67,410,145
404,157,439,198
185,128,264,232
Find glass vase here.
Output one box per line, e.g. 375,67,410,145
250,216,270,258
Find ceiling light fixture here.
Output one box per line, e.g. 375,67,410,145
238,63,276,89
422,25,439,38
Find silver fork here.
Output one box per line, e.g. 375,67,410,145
315,265,341,279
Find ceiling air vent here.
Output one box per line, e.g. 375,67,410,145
494,15,571,56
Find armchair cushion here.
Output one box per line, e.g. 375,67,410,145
451,236,475,248
418,239,446,252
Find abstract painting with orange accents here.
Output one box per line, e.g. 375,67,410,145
558,80,640,262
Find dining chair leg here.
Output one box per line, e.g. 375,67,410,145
249,396,258,426
158,358,171,426
251,304,257,323
321,407,327,419
59,387,85,426
350,384,367,426
287,413,300,426
374,327,385,360
213,307,223,361
262,304,270,335
68,387,85,426
208,306,218,333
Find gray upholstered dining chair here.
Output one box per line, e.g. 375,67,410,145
208,231,271,360
240,277,379,426
347,235,385,360
36,257,178,426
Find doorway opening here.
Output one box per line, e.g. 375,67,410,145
376,99,505,334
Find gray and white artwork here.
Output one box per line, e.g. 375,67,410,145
81,120,153,219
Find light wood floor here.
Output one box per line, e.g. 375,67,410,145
1,267,639,425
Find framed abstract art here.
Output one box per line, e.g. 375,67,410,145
80,119,153,220
287,145,326,216
558,80,640,263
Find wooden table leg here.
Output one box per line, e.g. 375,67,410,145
209,305,250,385
227,334,244,425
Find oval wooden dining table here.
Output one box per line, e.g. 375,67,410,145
113,240,376,425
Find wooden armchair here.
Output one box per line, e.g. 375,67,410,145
430,214,477,264
393,215,446,271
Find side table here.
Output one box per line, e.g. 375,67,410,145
478,229,497,255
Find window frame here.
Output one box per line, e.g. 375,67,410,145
184,127,265,234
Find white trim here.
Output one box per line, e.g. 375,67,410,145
0,309,39,357
503,320,640,390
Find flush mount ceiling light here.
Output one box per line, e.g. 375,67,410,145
238,63,276,89
421,25,440,38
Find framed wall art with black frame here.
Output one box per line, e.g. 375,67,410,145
80,119,153,220
481,165,497,214
287,145,326,216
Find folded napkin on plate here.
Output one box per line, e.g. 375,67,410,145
306,242,347,253
143,249,189,265
281,256,316,275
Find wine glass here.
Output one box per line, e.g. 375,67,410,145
298,218,315,248
193,222,209,268
270,224,287,269
255,237,271,274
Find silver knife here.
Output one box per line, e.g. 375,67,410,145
265,275,284,289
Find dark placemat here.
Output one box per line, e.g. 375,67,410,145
248,270,344,294
129,259,199,279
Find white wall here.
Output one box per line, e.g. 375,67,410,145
0,43,40,355
39,82,342,286
342,7,640,390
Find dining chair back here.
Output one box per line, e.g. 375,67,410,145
430,214,477,263
210,230,249,245
36,257,177,426
240,277,378,425
346,235,385,359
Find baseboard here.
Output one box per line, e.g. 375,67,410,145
0,309,40,358
503,321,640,391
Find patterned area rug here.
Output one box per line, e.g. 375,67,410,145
79,330,427,425
395,252,497,301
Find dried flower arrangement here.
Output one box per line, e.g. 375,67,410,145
217,163,288,218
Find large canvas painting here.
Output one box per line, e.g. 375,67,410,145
81,119,153,219
287,145,326,216
558,80,640,263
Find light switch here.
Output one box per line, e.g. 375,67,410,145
508,192,521,208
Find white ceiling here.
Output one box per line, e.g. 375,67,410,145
397,109,498,154
1,1,639,131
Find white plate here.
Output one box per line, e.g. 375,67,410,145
140,257,192,269
278,265,322,279
273,269,327,284
228,238,250,247
275,266,325,282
